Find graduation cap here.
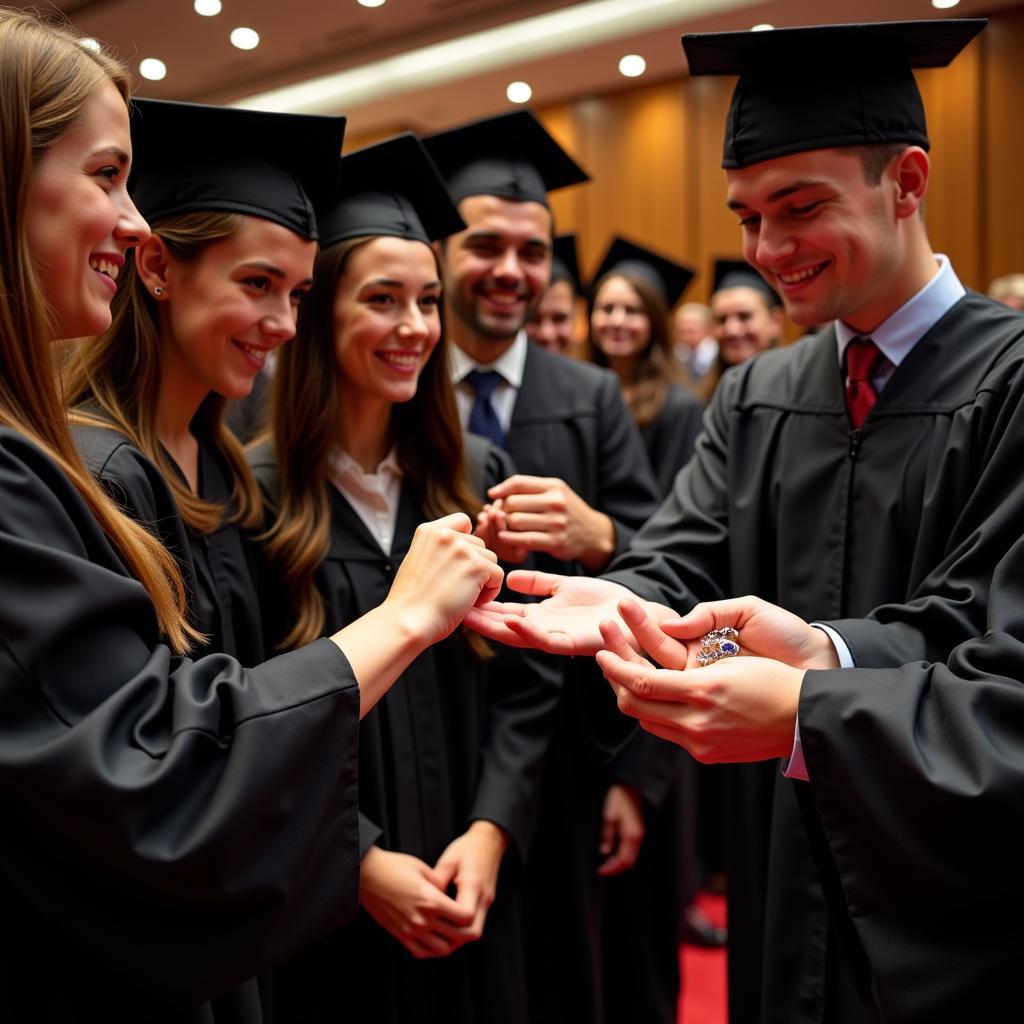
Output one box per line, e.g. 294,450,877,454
550,234,582,294
422,110,588,207
682,19,987,169
319,133,465,248
128,98,346,240
712,258,781,308
591,237,695,308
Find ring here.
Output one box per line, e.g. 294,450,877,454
696,627,741,666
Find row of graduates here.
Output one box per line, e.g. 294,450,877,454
8,8,1024,1024
1,7,709,1022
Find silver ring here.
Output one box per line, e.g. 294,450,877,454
696,627,741,666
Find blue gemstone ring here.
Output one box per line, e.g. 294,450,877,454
696,627,741,667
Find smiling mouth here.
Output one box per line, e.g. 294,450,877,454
777,261,829,286
233,340,268,364
375,351,420,370
89,257,119,281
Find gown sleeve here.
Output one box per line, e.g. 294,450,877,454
0,430,361,1004
797,532,1024,1023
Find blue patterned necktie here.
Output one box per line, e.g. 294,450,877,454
465,369,506,448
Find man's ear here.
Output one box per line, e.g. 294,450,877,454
135,235,173,299
892,146,929,221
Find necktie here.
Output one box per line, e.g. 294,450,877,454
844,336,882,429
465,369,506,448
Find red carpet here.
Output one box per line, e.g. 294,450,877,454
678,891,727,1024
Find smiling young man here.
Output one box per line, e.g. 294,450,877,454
466,19,1024,1024
424,113,668,1024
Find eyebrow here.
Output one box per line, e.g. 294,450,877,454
727,180,829,210
92,146,130,165
464,231,549,250
239,261,313,286
364,278,442,290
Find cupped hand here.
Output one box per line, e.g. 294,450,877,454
596,616,804,764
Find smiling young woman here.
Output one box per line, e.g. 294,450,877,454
0,20,503,1021
250,134,559,1024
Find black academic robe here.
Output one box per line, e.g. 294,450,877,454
798,531,1024,1024
602,292,1024,1024
499,344,662,1024
0,426,361,1023
603,383,705,1024
250,435,560,1024
74,422,267,668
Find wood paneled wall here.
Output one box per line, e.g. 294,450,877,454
535,6,1024,301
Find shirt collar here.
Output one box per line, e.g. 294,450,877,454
328,445,403,482
834,254,965,368
449,330,528,389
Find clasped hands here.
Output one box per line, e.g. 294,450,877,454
465,574,841,764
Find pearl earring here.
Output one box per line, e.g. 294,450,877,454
154,286,164,297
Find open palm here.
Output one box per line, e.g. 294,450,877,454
464,571,677,656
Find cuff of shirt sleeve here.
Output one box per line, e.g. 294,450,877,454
812,621,855,668
781,718,810,781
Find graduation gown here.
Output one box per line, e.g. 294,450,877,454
602,292,1024,1023
0,426,361,1023
798,531,1024,1024
499,344,663,1024
604,383,705,1024
250,435,560,1024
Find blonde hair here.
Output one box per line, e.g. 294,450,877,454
0,8,194,652
65,211,264,536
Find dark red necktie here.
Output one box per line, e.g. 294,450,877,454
844,336,882,429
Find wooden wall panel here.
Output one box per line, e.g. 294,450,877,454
984,6,1024,284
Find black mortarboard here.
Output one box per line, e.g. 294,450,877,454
591,237,695,308
682,20,986,169
422,110,588,208
129,98,346,241
319,133,464,248
550,234,582,294
712,259,781,308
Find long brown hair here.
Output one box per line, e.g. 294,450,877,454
265,235,482,651
64,211,263,536
0,8,194,652
588,270,683,428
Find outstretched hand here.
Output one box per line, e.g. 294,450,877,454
463,571,677,656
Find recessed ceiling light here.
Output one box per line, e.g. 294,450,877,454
139,58,167,81
619,54,646,77
506,80,532,104
931,0,960,8
194,0,222,15
230,27,260,50
358,0,387,7
751,23,775,31
79,37,101,52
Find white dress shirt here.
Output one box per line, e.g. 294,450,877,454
449,330,529,434
327,446,403,556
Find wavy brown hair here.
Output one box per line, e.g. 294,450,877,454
64,211,263,536
588,270,684,428
265,235,483,651
0,8,194,652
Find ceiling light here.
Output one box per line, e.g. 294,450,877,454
931,0,960,8
751,23,774,31
234,0,770,114
358,0,387,7
230,27,260,50
194,0,222,15
139,58,167,81
619,54,646,77
507,81,533,104
79,37,101,52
